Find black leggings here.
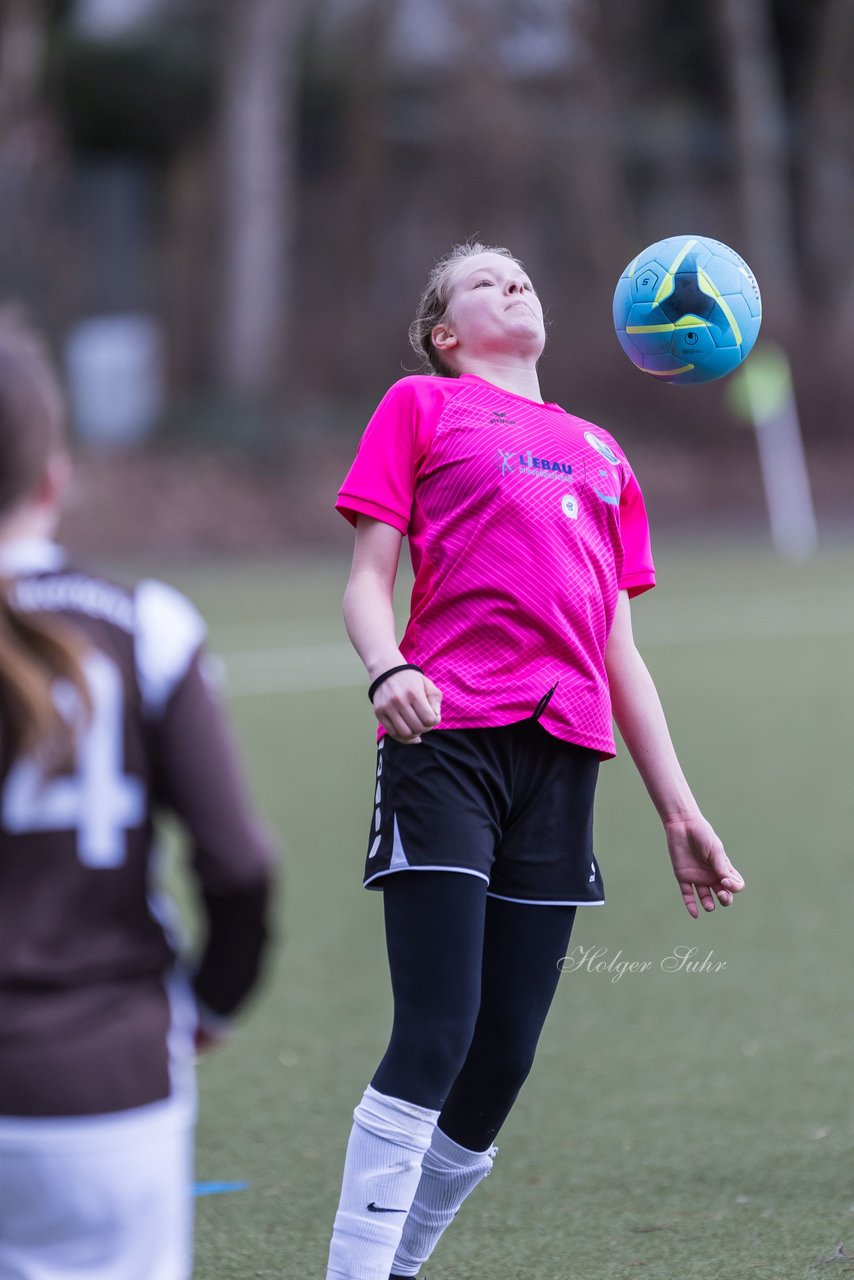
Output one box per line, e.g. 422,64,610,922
371,872,577,1151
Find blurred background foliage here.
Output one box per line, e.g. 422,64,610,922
0,0,851,547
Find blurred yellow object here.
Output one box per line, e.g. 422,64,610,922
727,340,817,561
727,340,792,424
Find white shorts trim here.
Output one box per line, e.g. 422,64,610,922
364,866,604,905
365,864,490,888
485,892,605,907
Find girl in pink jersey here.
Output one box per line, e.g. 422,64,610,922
327,244,745,1280
0,314,276,1280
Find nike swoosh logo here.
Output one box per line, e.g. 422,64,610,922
367,1202,407,1213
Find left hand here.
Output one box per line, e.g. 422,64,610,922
664,814,745,918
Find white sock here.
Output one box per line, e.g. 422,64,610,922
390,1126,498,1277
326,1085,440,1280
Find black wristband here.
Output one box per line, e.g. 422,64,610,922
368,664,423,704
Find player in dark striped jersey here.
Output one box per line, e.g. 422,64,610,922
0,314,276,1279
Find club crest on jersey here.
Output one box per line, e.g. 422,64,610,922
584,432,620,466
561,493,579,520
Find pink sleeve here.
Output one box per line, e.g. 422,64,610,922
618,471,656,597
336,379,433,534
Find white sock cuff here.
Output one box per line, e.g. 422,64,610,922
429,1125,498,1169
353,1086,440,1152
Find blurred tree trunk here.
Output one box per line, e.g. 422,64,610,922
451,0,633,284
336,0,398,293
716,0,797,331
800,0,854,362
442,0,532,235
0,0,67,324
0,0,48,124
163,139,217,394
216,0,306,407
296,0,400,388
553,0,633,290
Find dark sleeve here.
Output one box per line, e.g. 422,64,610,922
151,651,277,1019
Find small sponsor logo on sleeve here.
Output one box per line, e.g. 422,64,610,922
584,432,620,466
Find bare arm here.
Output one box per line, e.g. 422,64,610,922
605,591,745,917
343,516,441,744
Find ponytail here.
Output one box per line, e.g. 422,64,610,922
0,312,93,767
0,581,92,768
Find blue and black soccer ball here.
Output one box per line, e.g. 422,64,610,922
612,235,762,385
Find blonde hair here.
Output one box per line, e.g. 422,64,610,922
408,242,524,376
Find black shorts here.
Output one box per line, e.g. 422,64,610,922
364,720,603,906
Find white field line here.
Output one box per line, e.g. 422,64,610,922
212,643,362,696
216,594,854,698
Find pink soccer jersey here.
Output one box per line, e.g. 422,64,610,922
337,374,655,757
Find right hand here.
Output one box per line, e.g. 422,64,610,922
664,813,745,918
373,669,442,744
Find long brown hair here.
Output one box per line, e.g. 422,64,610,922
0,311,90,767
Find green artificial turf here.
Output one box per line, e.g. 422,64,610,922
152,541,854,1280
